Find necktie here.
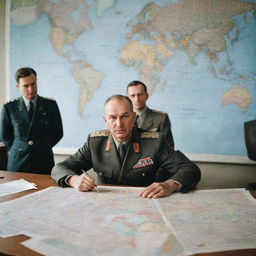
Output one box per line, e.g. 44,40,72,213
136,114,142,127
118,143,126,163
28,101,34,121
134,115,138,128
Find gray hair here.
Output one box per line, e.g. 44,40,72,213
104,94,133,113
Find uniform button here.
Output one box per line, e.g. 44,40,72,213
28,140,34,145
142,173,146,176
99,172,102,176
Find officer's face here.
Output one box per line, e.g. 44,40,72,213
17,73,37,101
127,84,148,113
104,99,136,142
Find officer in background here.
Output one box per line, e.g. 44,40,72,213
0,67,63,174
52,95,200,198
127,80,174,150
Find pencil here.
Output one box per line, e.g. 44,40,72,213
82,170,99,192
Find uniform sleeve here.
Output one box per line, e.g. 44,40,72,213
51,136,93,186
159,114,174,148
155,135,201,192
0,105,14,149
49,101,63,147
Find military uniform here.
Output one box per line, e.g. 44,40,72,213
0,96,63,174
52,128,200,192
136,107,174,148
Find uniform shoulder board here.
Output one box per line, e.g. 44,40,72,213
151,109,166,115
90,129,110,137
5,98,19,104
42,96,55,101
140,131,159,139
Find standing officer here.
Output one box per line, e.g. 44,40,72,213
127,80,174,150
0,67,63,174
52,95,200,198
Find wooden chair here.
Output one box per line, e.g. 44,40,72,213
244,120,256,161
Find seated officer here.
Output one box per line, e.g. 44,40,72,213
51,95,201,198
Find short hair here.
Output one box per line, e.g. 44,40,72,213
15,67,37,83
104,94,133,113
126,80,147,93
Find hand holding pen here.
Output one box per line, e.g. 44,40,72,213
81,170,99,192
66,170,100,192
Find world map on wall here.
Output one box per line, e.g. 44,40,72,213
9,0,256,158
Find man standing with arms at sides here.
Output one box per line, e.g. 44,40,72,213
127,80,174,150
52,95,200,198
0,67,63,174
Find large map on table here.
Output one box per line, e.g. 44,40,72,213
9,0,256,159
0,187,256,255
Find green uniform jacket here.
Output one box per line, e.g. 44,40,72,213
138,107,174,148
52,128,200,192
0,96,63,174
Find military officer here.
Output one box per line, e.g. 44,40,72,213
0,67,63,174
52,95,200,198
127,80,174,149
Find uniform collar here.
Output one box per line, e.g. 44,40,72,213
23,95,38,110
136,105,148,116
112,136,131,149
105,128,141,154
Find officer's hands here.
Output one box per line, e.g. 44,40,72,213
67,173,97,192
139,181,179,198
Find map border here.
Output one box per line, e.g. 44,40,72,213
5,0,256,165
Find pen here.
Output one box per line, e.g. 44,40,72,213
82,170,99,192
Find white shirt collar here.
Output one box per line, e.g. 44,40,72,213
23,95,38,110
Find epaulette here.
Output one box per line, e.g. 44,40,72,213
5,98,19,104
42,96,55,101
90,129,110,137
151,109,166,115
140,131,159,139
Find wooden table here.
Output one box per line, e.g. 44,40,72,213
0,171,57,256
0,171,256,256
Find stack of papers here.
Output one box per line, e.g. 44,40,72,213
0,179,37,197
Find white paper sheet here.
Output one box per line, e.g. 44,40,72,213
0,179,37,197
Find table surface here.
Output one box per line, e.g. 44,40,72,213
0,170,256,256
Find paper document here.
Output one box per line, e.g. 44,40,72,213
0,187,255,256
0,179,37,197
